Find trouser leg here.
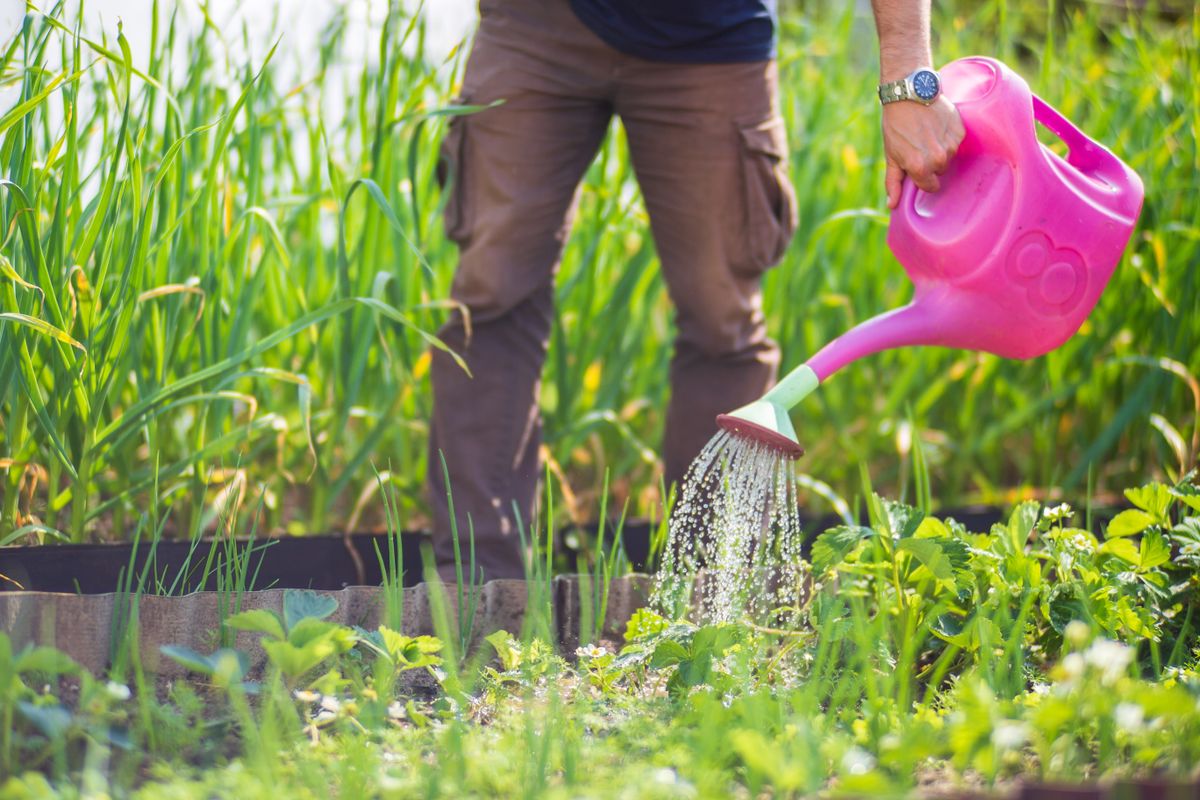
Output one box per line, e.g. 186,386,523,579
616,59,798,492
428,0,614,581
429,290,555,582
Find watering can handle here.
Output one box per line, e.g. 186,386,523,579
1031,94,1098,169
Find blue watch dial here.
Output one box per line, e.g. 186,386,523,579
912,70,939,101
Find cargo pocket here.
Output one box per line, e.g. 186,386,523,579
436,102,472,246
732,115,798,273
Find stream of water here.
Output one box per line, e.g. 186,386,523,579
651,430,808,625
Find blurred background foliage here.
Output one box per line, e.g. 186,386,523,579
0,0,1194,543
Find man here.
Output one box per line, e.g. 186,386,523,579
428,0,964,581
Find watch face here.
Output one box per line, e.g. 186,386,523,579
912,70,940,101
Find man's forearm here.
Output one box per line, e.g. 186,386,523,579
870,0,933,81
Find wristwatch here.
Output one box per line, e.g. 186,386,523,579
878,68,941,105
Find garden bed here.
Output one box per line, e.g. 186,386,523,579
0,576,653,676
0,505,1127,594
0,504,1129,677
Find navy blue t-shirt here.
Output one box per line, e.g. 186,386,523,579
568,1,776,64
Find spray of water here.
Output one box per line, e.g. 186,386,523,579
651,430,808,624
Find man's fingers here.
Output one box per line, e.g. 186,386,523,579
901,159,941,193
912,170,940,194
929,147,951,175
897,156,942,195
885,162,903,209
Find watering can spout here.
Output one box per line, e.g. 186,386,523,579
716,302,936,457
803,301,938,383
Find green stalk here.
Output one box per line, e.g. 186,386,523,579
0,400,27,534
69,430,93,543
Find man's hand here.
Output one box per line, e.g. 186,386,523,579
881,95,965,208
869,0,966,208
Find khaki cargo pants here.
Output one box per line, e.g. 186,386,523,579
429,0,798,580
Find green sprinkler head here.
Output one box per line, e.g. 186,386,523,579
715,365,818,460
715,403,803,459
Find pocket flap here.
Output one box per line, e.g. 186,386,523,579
739,116,788,159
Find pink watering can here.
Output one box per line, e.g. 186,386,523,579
718,56,1145,457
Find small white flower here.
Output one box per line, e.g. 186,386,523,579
1043,503,1073,522
1084,638,1135,683
293,690,320,704
652,768,678,785
575,643,607,660
387,701,406,721
105,681,131,701
1031,682,1050,695
1071,533,1094,553
992,721,1029,751
1114,702,1144,732
1064,620,1091,649
1062,652,1086,680
840,746,875,776
319,695,341,714
313,710,336,724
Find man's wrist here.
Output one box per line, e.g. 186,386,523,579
878,48,933,82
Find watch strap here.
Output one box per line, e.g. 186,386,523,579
878,78,911,105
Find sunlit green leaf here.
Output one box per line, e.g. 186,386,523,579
1125,482,1173,522
0,312,85,353
224,609,286,641
1169,483,1200,514
623,608,668,642
1137,530,1171,571
898,537,969,584
485,630,521,672
1099,537,1140,564
648,639,689,669
812,526,874,573
1107,509,1155,538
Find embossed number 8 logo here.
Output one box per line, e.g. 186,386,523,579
1004,231,1088,317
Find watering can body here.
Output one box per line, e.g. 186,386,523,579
718,56,1144,457
804,56,1145,380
